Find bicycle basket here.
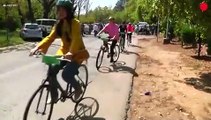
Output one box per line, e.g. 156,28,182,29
100,33,109,41
42,55,60,65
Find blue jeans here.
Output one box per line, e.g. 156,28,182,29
49,61,80,100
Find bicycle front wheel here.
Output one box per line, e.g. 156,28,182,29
23,85,54,120
96,47,104,69
113,44,120,62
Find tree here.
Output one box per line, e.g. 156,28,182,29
38,0,56,18
75,0,87,19
26,0,34,22
114,0,125,11
84,0,91,16
16,0,24,25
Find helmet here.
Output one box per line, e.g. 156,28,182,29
108,16,115,20
56,0,73,10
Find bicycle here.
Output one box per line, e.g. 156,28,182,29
96,36,120,70
23,54,88,120
119,32,126,53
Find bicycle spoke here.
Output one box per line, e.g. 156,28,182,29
35,87,44,113
43,89,50,115
74,97,99,118
23,85,54,120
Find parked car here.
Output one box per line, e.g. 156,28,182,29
36,19,57,37
20,23,43,41
137,22,151,35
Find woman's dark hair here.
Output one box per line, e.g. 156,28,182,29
55,6,76,42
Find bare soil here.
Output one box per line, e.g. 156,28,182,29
128,36,211,120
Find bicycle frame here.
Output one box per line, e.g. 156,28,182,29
43,64,73,100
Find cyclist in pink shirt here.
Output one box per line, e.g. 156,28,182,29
97,16,119,62
127,23,134,43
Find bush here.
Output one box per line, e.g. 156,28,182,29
181,25,196,45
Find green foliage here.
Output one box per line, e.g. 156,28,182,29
0,30,24,47
79,15,95,23
113,11,128,23
181,24,196,44
86,6,113,23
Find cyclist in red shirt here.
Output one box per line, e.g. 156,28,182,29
126,23,134,43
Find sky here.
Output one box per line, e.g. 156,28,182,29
90,0,118,10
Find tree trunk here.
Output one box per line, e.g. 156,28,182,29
17,2,25,25
43,7,50,18
206,27,211,55
27,0,35,22
77,8,81,19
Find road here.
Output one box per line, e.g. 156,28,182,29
0,35,139,120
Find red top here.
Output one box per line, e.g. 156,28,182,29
127,24,134,33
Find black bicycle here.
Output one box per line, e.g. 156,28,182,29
96,37,120,69
119,32,126,53
23,54,88,120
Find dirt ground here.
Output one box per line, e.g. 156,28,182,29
128,36,211,120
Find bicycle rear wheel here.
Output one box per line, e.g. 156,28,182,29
96,47,105,69
70,64,89,103
23,85,54,120
113,44,120,62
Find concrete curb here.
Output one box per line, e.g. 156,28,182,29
123,35,141,120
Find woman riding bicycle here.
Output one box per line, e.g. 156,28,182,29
29,0,89,102
97,16,119,62
127,22,134,43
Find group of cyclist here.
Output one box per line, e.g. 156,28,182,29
96,17,135,62
29,0,134,103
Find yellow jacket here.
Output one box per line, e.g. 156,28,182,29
38,18,89,64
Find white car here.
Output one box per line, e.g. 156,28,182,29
36,19,57,36
20,23,43,41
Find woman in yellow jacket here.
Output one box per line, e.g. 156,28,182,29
30,0,89,102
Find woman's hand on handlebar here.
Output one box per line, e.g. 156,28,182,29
29,46,42,56
64,52,73,60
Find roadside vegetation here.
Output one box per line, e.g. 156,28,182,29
0,30,24,47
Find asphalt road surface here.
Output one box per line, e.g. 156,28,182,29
0,35,139,120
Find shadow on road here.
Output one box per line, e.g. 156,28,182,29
111,62,138,77
130,44,142,49
123,50,140,57
58,97,105,120
97,61,138,77
97,66,112,73
191,55,211,62
185,72,211,93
